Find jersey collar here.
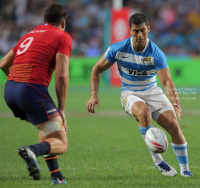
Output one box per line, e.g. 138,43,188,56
130,37,149,53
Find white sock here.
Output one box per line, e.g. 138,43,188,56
142,134,163,165
150,151,163,165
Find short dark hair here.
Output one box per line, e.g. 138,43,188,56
129,13,149,27
44,3,67,26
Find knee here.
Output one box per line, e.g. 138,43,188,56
63,142,68,153
166,119,180,133
59,142,68,154
166,119,186,142
137,108,152,125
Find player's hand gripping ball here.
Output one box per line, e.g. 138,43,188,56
145,127,168,153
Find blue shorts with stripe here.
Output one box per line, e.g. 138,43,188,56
4,80,60,125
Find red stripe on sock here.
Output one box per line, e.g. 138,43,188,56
50,169,60,174
44,156,58,161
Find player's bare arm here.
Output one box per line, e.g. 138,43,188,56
157,67,182,121
86,55,113,113
0,50,14,76
55,52,69,129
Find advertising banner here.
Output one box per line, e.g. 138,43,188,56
0,56,200,86
0,57,101,86
110,7,131,86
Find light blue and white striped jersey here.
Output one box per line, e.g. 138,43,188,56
105,37,168,91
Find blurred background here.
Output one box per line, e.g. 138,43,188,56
1,2,200,186
0,0,199,56
0,0,199,86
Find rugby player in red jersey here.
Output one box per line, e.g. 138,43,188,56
0,3,72,184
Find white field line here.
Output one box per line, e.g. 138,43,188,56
0,110,200,117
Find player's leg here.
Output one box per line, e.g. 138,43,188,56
14,82,68,182
20,117,68,158
121,94,173,175
39,130,66,184
132,102,177,176
35,117,68,155
122,94,164,165
156,110,192,176
135,104,177,177
18,116,68,182
121,93,176,176
131,101,165,166
4,81,40,180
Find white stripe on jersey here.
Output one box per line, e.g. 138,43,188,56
116,52,154,65
117,63,156,76
121,75,156,85
122,83,156,91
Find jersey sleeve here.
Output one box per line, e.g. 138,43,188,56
104,44,117,64
154,49,168,71
57,33,72,57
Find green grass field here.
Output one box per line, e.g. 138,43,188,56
0,86,200,188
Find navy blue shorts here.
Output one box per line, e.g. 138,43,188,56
4,81,60,125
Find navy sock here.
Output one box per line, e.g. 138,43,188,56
44,155,64,180
29,141,51,157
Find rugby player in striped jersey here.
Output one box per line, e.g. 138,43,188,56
86,13,192,177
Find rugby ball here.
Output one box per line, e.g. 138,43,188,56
145,127,168,153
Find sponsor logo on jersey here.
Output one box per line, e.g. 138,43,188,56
47,108,57,114
141,56,153,65
29,30,47,34
122,56,129,58
128,70,147,76
123,97,127,105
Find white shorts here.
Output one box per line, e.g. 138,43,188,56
120,86,174,122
